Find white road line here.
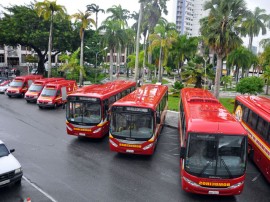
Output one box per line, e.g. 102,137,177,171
23,176,58,202
251,173,261,182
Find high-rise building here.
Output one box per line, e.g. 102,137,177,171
174,0,209,36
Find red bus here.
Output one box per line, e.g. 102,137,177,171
179,88,248,195
109,84,168,155
66,80,136,138
234,95,270,183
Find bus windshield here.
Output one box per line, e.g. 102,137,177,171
67,100,101,125
111,111,153,140
9,81,23,88
29,84,43,92
41,88,57,97
185,133,247,179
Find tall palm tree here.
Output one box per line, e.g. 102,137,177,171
106,5,130,29
227,46,253,83
149,19,178,82
241,7,270,51
35,0,66,78
200,0,248,98
99,20,126,81
72,10,95,86
86,3,105,30
171,35,199,78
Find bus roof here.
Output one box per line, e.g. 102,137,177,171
112,84,168,110
236,95,270,122
181,88,247,135
68,80,136,100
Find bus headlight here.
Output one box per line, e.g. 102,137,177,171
229,181,244,189
109,139,118,147
93,128,102,133
143,143,153,150
183,177,200,187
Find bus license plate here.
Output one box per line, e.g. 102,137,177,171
126,149,134,153
0,179,10,186
208,191,219,195
79,133,85,136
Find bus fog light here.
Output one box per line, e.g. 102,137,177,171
143,143,153,150
109,139,118,147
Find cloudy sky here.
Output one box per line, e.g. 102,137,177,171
1,0,270,50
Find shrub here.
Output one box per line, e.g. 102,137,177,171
236,76,264,95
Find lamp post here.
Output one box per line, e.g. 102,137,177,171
203,56,209,89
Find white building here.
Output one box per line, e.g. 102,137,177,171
174,0,209,36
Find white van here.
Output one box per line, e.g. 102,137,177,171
0,140,23,188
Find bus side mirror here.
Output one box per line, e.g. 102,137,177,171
156,116,161,124
180,147,186,159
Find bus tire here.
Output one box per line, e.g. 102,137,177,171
39,106,43,109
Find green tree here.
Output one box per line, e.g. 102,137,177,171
72,10,95,85
59,48,84,81
181,60,204,88
149,19,178,82
86,4,105,30
0,4,78,74
262,65,270,95
221,75,233,91
99,20,126,81
226,46,254,83
241,7,270,51
236,76,264,94
35,0,66,77
200,0,248,98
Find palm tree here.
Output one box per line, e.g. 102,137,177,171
149,19,178,82
106,5,130,29
171,35,199,78
86,3,105,30
181,60,204,88
72,10,95,86
227,46,254,83
99,20,126,81
35,0,66,78
200,0,248,98
241,7,270,51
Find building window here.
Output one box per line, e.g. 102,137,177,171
0,54,4,63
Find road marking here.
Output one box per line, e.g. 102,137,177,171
23,176,58,202
251,173,261,182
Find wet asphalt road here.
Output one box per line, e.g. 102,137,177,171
0,94,269,202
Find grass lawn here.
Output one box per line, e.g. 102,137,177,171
168,95,235,114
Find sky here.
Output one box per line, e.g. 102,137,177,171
1,0,270,51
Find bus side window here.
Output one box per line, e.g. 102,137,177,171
109,96,116,105
242,106,249,123
56,90,61,96
104,99,109,113
247,110,258,129
256,116,268,141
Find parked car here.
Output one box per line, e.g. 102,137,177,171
0,80,11,94
31,68,38,75
0,140,23,188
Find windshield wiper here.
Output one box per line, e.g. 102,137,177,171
221,158,233,178
199,160,212,176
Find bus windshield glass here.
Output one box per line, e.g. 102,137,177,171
111,109,153,140
41,88,57,97
29,84,43,92
9,81,23,88
185,133,247,179
67,98,101,125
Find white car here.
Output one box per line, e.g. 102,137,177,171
0,83,10,94
0,140,23,188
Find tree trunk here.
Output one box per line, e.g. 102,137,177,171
79,30,84,86
213,55,223,98
134,2,143,84
109,49,114,81
48,15,53,78
158,46,162,83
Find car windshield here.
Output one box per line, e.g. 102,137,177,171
29,84,43,92
185,133,247,179
41,88,56,97
67,100,101,125
0,144,9,158
9,81,23,88
111,111,153,140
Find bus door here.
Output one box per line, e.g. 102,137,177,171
62,86,67,101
